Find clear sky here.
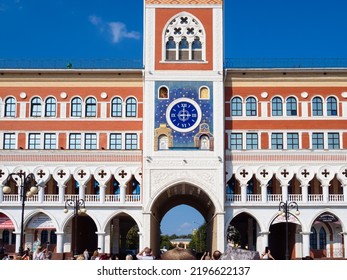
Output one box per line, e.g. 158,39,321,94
1,0,346,235
1,0,347,61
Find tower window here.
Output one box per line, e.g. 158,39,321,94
163,13,206,62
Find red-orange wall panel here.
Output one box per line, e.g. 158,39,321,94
154,8,213,71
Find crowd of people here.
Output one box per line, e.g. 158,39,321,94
1,245,314,260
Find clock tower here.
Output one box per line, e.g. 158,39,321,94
142,0,225,254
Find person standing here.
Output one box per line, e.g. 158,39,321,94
136,247,155,260
83,249,89,260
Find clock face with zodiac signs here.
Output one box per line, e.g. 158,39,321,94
166,98,202,132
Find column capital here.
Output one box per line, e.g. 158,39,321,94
259,231,270,236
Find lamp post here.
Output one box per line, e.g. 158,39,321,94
64,198,87,257
2,172,45,256
278,201,300,260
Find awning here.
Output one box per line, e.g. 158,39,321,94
0,213,14,229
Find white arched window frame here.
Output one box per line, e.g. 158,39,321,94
4,97,16,117
30,96,43,117
162,12,206,62
71,97,83,117
111,97,123,117
85,96,97,117
125,97,137,117
45,96,57,117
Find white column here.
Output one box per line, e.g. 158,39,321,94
322,184,329,203
300,184,309,203
260,231,270,252
99,185,106,203
260,184,267,202
240,184,247,203
38,186,45,203
97,232,105,253
343,185,347,202
78,184,86,200
142,212,152,249
15,232,21,253
216,212,225,252
120,185,126,204
55,232,64,253
301,231,311,258
58,185,65,203
281,183,288,202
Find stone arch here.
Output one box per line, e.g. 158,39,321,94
146,179,222,255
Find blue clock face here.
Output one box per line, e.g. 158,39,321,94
166,98,202,132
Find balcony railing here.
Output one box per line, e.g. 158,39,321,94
225,194,346,204
1,194,141,204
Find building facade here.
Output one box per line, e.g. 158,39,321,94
1,0,347,260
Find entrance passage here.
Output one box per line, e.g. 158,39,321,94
161,205,205,252
150,182,217,256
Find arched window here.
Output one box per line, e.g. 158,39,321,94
125,97,137,117
45,97,56,117
327,96,337,116
179,37,189,60
200,135,210,150
231,97,242,116
31,97,42,117
199,86,209,99
158,135,169,150
163,13,206,61
319,227,327,250
246,97,257,116
4,97,16,117
286,97,297,116
159,87,169,99
312,97,323,116
310,227,317,250
272,97,283,116
166,36,176,61
85,97,97,117
192,37,202,60
71,97,82,117
111,97,122,117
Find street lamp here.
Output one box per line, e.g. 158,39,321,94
278,201,300,260
2,172,45,256
64,198,87,257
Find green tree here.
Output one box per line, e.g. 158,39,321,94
189,223,207,253
126,225,139,249
160,234,174,250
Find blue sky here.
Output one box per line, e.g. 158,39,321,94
1,0,347,61
1,0,346,235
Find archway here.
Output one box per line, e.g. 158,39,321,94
108,212,138,259
310,212,344,259
229,212,260,251
161,205,205,253
64,214,97,256
269,214,302,260
149,182,217,256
